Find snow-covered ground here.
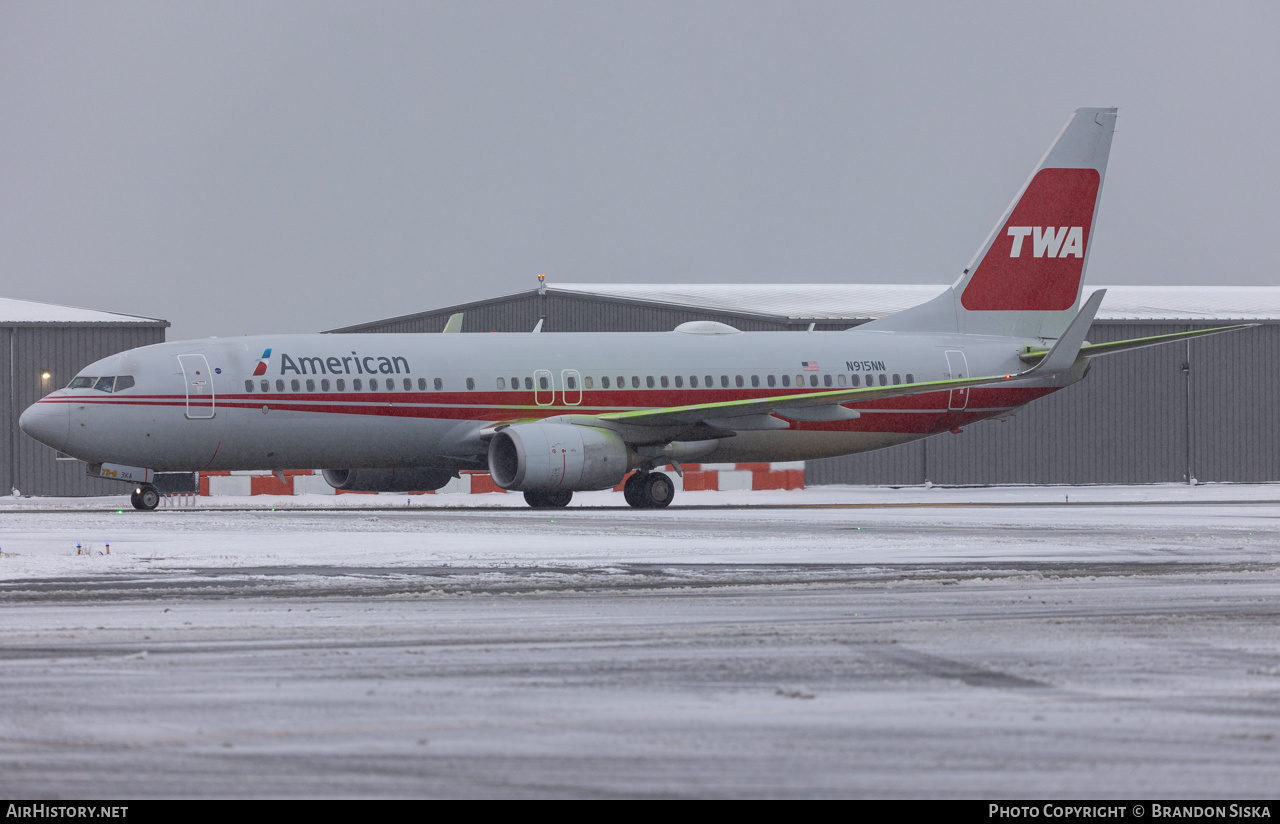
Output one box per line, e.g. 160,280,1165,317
2,484,1278,798
2,483,1278,578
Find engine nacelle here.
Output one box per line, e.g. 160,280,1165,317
321,467,455,492
488,424,630,491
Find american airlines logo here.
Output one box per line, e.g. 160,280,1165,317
1006,226,1085,258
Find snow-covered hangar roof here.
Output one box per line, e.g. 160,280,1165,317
551,283,1280,323
0,297,168,327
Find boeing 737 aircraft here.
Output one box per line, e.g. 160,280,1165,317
19,108,1251,510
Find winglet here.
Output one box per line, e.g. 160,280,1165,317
442,313,464,334
1027,289,1105,375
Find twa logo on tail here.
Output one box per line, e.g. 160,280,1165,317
1007,226,1084,258
961,167,1100,312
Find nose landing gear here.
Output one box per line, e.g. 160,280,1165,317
130,485,160,511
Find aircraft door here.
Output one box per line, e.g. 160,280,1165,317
534,369,554,406
178,354,216,419
945,350,969,411
561,369,582,406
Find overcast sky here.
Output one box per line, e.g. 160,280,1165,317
3,1,1278,340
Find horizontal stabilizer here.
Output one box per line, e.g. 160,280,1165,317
1022,289,1104,375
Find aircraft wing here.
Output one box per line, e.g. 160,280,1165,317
1018,324,1258,365
593,371,1021,429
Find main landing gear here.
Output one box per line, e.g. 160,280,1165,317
524,489,573,509
130,484,160,511
623,471,674,509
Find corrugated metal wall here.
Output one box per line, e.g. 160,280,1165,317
3,324,167,496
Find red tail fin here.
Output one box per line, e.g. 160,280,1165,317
961,167,1101,311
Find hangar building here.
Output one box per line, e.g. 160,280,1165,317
2,297,168,497
329,282,1280,487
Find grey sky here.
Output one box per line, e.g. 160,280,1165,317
3,1,1277,340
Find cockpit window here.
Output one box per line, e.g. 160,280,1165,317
93,377,116,393
113,376,135,391
69,376,95,389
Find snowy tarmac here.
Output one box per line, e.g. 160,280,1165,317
1,484,1279,798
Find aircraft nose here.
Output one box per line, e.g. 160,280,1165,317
18,399,69,453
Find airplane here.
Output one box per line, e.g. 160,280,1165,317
18,107,1254,511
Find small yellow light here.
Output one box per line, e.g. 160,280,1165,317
41,372,51,380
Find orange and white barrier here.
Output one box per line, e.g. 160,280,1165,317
197,463,804,496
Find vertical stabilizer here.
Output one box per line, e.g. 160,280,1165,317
861,108,1117,339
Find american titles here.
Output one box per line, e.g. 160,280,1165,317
278,352,411,376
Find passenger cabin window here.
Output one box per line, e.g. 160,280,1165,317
616,376,624,388
705,375,713,388
466,377,476,390
306,379,316,392
865,374,873,387
824,374,833,387
567,375,578,390
276,379,285,392
892,374,901,385
690,375,698,388
291,379,301,392
93,377,115,393
369,378,379,391
767,375,776,387
659,376,668,388
735,375,744,388
751,375,760,388
781,375,790,387
435,378,444,391
68,376,95,389
837,375,847,387
261,379,270,392
353,378,362,391
674,375,683,388
336,379,345,391
810,375,819,388
114,376,135,391
646,376,655,389
321,379,331,391
539,375,549,390
906,374,914,383
631,376,640,389
602,376,611,389
879,374,888,386
851,375,859,387
720,375,729,388
584,376,594,389
418,378,427,390
245,380,254,392
497,377,506,390
403,378,411,390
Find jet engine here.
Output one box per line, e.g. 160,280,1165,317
321,467,455,492
487,423,630,491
